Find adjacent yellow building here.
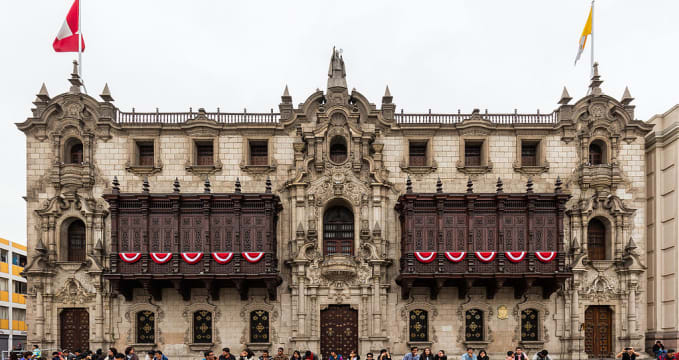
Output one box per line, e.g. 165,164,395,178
0,238,27,353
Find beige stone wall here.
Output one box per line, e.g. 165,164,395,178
646,105,679,349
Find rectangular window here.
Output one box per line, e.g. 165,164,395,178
11,254,26,267
136,311,155,344
0,307,7,320
521,141,538,166
0,250,7,263
195,141,214,166
137,141,155,166
193,310,213,343
409,141,428,167
465,142,482,166
13,281,26,294
12,308,25,322
0,279,7,291
250,310,270,343
249,140,269,166
409,309,429,342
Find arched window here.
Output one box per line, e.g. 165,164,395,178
465,309,484,341
409,309,428,342
329,136,348,163
587,218,607,260
65,139,84,164
136,311,155,344
250,310,270,343
323,206,354,256
589,140,607,165
67,220,86,262
521,308,539,341
192,310,213,343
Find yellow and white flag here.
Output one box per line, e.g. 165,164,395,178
574,5,593,65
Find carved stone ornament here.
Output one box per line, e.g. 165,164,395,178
124,302,164,347
497,305,509,320
400,295,439,345
239,296,279,347
55,277,95,305
182,298,220,350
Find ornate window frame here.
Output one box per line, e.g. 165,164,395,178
457,300,494,348
126,137,162,176
241,136,276,174
401,295,438,348
125,302,162,350
401,137,437,175
186,137,222,176
63,136,85,165
457,136,493,175
183,301,219,351
588,137,610,165
58,216,88,264
240,296,278,351
513,300,549,352
513,136,549,175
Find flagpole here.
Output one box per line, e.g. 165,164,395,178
78,0,87,93
590,0,595,76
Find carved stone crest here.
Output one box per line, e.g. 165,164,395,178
55,278,94,304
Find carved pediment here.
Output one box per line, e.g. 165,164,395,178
55,277,95,304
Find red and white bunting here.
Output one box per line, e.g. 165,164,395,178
180,252,204,264
444,252,466,263
149,253,172,264
211,252,234,264
504,251,527,263
535,251,557,263
119,252,141,263
414,252,437,263
475,251,497,263
242,252,264,263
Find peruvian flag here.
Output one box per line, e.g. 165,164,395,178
53,0,85,52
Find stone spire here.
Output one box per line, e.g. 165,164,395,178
526,177,534,194
558,86,572,105
142,177,150,194
436,177,443,193
100,83,114,102
173,177,181,193
204,177,211,194
327,47,347,90
37,83,51,102
235,177,242,193
589,62,603,96
620,86,634,105
466,177,473,194
406,176,412,194
112,176,120,194
382,85,393,104
69,60,83,94
496,177,504,194
554,176,563,194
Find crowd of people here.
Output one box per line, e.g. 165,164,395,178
13,342,677,360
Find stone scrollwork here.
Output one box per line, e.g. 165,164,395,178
400,295,439,345
239,296,279,348
55,277,95,305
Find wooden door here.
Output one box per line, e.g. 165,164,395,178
60,308,89,351
320,305,358,360
584,306,613,358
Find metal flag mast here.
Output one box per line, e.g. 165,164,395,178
78,0,87,94
590,0,595,77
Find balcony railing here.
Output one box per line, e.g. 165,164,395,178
115,110,281,124
395,111,558,124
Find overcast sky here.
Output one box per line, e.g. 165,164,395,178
0,1,677,244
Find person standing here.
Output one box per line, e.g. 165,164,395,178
274,348,288,360
434,351,446,360
378,350,391,360
531,351,550,360
660,350,676,360
303,352,318,360
328,351,343,360
476,350,488,360
513,348,527,360
204,351,216,360
349,351,359,360
260,351,271,360
240,350,255,360
654,342,666,358
616,348,640,360
124,348,138,360
403,348,419,360
290,351,302,360
461,349,476,360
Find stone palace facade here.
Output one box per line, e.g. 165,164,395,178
16,50,653,359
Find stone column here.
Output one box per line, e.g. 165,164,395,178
571,288,580,336
372,267,381,336
298,269,306,336
35,284,45,342
95,285,105,346
615,215,623,260
628,285,637,338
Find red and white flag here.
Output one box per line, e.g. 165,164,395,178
53,0,85,52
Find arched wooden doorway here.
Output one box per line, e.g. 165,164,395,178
584,306,613,358
320,305,358,359
60,308,89,351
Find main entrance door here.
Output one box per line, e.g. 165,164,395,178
60,308,89,351
585,306,613,358
320,305,358,359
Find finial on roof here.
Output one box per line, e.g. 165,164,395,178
382,85,393,104
37,83,51,102
571,236,580,253
466,177,474,194
100,83,114,102
526,177,534,194
327,46,347,89
296,222,305,236
436,177,443,193
68,60,83,93
281,84,292,105
554,176,563,193
204,177,211,194
112,176,120,194
558,86,572,105
283,84,290,97
406,176,412,193
173,177,181,193
620,86,634,105
35,236,47,254
235,177,242,193
589,62,603,96
626,237,638,252
265,176,272,193
94,239,104,253
142,176,150,194
496,177,504,194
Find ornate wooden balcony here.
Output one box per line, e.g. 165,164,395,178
395,177,572,300
103,178,282,301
